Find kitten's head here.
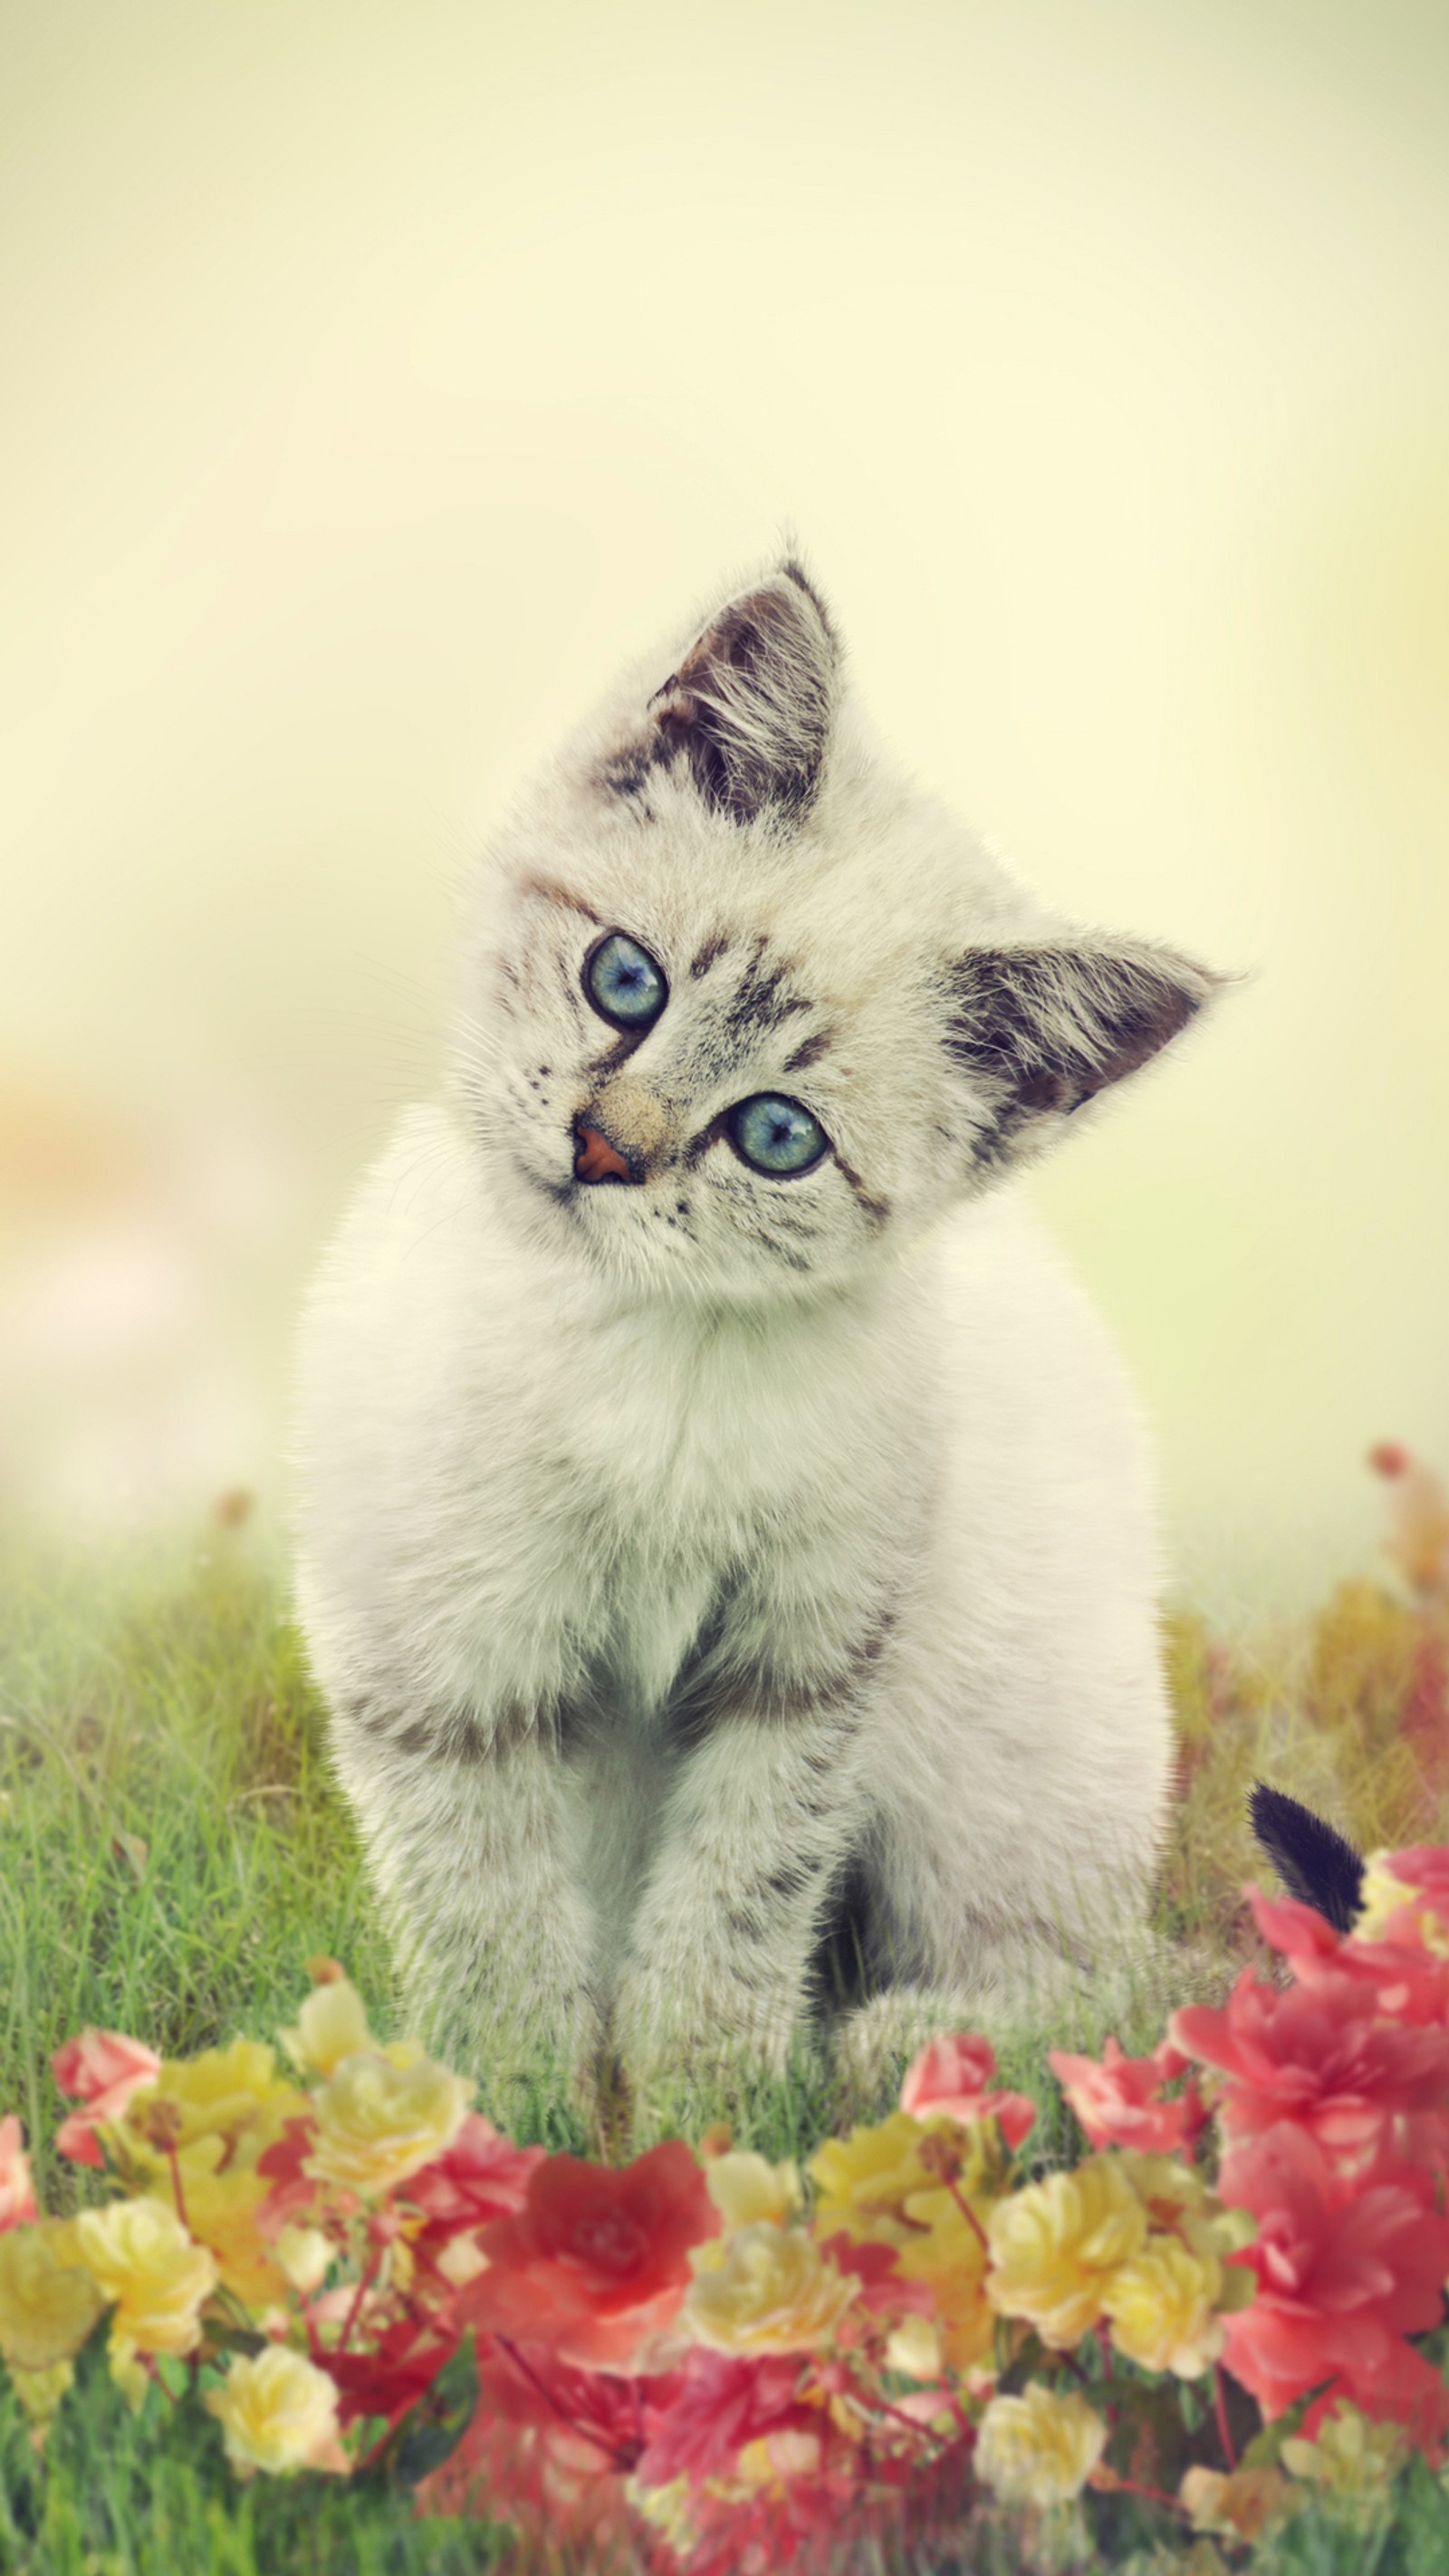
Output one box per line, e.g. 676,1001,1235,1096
456,559,1219,1303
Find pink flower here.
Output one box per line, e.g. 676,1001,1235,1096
407,2112,545,2271
1171,1968,1449,2162
0,2116,38,2231
51,2028,163,2167
635,2349,818,2489
1048,2035,1208,2155
1248,1889,1449,2028
1218,2120,1449,2449
900,2034,1036,2148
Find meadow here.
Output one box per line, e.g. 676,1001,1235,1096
2,1472,1448,2574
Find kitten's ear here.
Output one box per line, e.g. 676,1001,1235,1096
631,563,839,824
942,938,1221,1165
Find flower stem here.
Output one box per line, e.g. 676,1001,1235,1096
163,2144,190,2235
1214,2361,1237,2472
338,2244,382,2355
945,2179,990,2254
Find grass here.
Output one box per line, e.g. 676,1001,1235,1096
2,1504,1447,2572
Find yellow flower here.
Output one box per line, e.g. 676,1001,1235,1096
205,2345,345,2477
164,2158,288,2311
807,2113,939,2245
1281,2403,1406,2497
986,2157,1145,2348
684,2225,857,2355
0,2224,104,2371
308,2051,471,2196
274,2226,333,2296
894,2185,994,2371
118,2042,306,2168
1356,1851,1449,1957
974,2385,1107,2506
280,1976,375,2079
703,2150,802,2233
885,2314,944,2380
74,2199,218,2357
1100,2233,1225,2377
1180,2464,1293,2540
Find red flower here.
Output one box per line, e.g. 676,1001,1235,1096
1048,2034,1208,2155
899,2033,1036,2148
406,2113,545,2271
51,2028,162,2166
255,2112,325,2234
1171,1968,1449,2162
463,2141,719,2371
1218,2120,1449,2449
321,2314,462,2428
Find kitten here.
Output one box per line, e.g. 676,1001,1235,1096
292,558,1219,2098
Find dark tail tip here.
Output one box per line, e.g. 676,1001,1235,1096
1249,1783,1366,1933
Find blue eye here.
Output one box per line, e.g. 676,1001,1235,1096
584,931,668,1031
729,1094,829,1176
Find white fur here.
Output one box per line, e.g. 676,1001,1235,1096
292,562,1208,2091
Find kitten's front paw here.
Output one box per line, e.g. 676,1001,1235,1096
612,1968,797,2098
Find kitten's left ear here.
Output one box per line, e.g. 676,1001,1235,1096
943,937,1223,1165
627,562,839,825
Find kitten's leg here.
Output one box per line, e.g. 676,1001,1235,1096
611,1694,867,2086
332,1697,600,2092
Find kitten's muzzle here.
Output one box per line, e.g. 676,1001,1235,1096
572,1080,669,1185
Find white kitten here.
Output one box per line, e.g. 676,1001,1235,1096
292,561,1217,2098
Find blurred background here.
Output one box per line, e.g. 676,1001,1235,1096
2,0,1446,1618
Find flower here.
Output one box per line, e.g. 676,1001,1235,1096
1048,2037,1208,2157
73,2199,218,2359
279,1974,374,2079
1171,1966,1449,2161
634,2349,824,2491
684,2224,857,2355
1179,2464,1293,2541
1356,1847,1449,1960
0,2117,38,2232
807,2114,943,2246
985,2155,1146,2347
1217,2120,1449,2446
974,2385,1107,2506
1099,2233,1225,2377
1281,2400,1407,2497
406,2110,547,2276
116,2041,306,2167
892,2185,995,2370
0,2223,104,2370
701,2150,802,2232
51,2029,162,2167
465,2141,720,2371
899,2034,1037,2149
308,2050,471,2196
206,2346,347,2477
274,2225,333,2295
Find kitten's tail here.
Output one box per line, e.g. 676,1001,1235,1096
1248,1783,1365,1933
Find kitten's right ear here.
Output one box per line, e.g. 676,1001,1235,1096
609,563,839,825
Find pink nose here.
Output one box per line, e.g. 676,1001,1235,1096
573,1122,634,1184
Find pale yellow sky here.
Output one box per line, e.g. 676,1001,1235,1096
2,0,1447,1612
